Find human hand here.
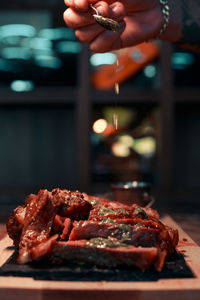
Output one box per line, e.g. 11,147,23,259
63,0,181,52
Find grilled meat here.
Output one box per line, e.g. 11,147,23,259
50,240,167,271
6,205,26,247
6,188,178,271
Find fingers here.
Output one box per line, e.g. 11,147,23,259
88,21,125,52
64,0,117,11
64,0,89,11
85,8,162,52
63,1,126,29
108,2,126,20
63,0,162,52
120,9,162,47
64,0,158,12
63,8,94,28
70,2,126,52
75,24,105,43
90,32,123,53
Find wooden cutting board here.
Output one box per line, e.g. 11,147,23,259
0,216,200,300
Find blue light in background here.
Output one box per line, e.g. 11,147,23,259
90,53,117,66
1,36,21,46
1,47,32,60
172,52,195,70
21,37,52,50
0,58,14,71
34,55,62,69
10,80,34,92
38,27,76,40
144,64,157,78
0,24,36,38
32,49,54,57
56,41,81,54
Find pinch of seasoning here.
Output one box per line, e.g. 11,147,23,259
112,113,118,130
114,82,119,95
115,59,120,95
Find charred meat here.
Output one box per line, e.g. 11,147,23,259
6,189,178,271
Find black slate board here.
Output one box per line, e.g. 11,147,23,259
0,248,195,282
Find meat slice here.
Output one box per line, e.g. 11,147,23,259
51,188,92,220
88,202,158,223
50,240,159,271
60,218,72,240
89,205,132,221
51,215,65,235
132,204,160,219
30,234,59,262
25,193,37,206
6,205,26,247
85,194,159,219
69,219,177,254
165,225,179,248
18,189,58,264
69,220,160,247
51,216,72,240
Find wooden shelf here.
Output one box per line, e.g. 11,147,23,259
1,86,200,105
0,87,76,105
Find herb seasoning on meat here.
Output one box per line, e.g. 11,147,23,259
86,237,131,248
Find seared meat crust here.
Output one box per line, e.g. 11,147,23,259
6,205,26,247
6,189,178,271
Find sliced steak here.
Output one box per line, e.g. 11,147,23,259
6,189,179,271
60,218,72,240
51,215,65,235
50,240,159,271
89,205,132,221
6,205,26,247
30,234,59,262
18,189,58,264
69,220,159,248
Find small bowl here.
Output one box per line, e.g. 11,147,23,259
111,181,152,207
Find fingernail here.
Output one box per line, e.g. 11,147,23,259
95,5,103,14
74,0,78,7
111,4,118,13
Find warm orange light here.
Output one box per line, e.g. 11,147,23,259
92,118,108,133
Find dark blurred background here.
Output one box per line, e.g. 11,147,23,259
0,0,200,218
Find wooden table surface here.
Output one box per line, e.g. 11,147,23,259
171,213,200,246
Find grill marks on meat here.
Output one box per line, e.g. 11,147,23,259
6,189,179,271
7,188,91,264
18,190,57,264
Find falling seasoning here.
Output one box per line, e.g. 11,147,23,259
114,82,119,95
115,58,120,95
112,113,118,130
90,4,120,131
112,58,120,130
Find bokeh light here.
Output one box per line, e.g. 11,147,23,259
111,142,130,157
92,119,108,134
